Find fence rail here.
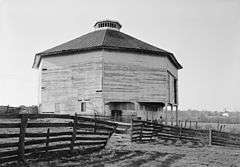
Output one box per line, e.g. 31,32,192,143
131,119,240,148
0,114,117,164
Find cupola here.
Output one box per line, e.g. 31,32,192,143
94,20,122,31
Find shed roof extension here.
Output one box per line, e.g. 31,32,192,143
33,29,182,69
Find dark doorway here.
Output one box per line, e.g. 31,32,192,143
111,110,122,122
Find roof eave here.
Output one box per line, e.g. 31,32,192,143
33,46,183,70
168,53,183,70
32,54,41,69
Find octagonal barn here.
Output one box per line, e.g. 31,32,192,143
33,20,182,122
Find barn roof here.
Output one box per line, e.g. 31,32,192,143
33,29,182,69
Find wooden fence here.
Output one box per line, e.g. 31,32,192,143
0,114,117,164
77,114,137,123
131,119,240,148
211,130,240,147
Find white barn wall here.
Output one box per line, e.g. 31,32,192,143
40,51,104,114
103,50,178,104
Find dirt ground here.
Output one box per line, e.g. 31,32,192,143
4,133,240,167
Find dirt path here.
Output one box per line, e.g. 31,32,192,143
106,134,240,167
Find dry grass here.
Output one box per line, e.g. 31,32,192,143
3,133,240,167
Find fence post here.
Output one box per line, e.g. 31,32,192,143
94,113,96,133
219,125,223,132
195,121,198,129
18,114,28,162
217,121,220,131
179,123,182,139
130,116,133,142
45,128,50,153
70,113,77,152
209,129,212,146
140,122,143,142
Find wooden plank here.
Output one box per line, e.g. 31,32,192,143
212,139,240,147
76,136,108,141
24,143,72,154
157,133,200,141
0,114,20,119
0,150,18,158
0,123,20,128
27,122,73,128
25,137,71,146
0,142,19,148
27,114,73,120
74,141,106,146
0,155,19,164
77,116,117,127
25,131,72,138
0,133,19,138
24,143,105,157
76,123,114,131
76,131,109,136
212,130,240,138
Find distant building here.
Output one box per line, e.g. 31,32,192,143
221,112,229,117
33,20,182,122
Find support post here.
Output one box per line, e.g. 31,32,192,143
171,104,173,126
94,113,97,133
209,129,212,146
70,113,77,152
130,115,133,142
184,120,187,128
217,121,220,131
165,103,168,125
18,114,28,162
45,128,50,153
179,122,182,139
189,120,192,129
140,122,143,142
175,105,178,126
195,121,198,129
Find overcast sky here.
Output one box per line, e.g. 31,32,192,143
0,0,239,111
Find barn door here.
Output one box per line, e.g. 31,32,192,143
111,110,122,122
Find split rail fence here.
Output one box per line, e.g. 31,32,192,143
0,114,117,164
131,119,240,147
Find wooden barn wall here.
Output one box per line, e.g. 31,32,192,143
168,73,175,104
103,51,178,103
40,51,104,114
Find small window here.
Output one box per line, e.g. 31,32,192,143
80,102,86,112
42,68,47,71
55,103,60,113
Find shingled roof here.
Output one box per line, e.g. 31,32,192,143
33,29,182,69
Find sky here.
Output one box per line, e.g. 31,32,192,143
0,0,240,111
